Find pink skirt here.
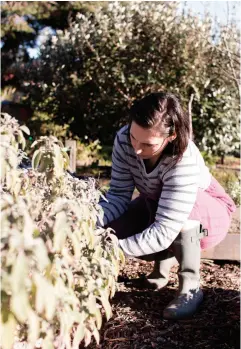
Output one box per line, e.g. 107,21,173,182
188,176,236,249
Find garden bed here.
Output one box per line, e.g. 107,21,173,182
88,258,240,349
15,258,240,349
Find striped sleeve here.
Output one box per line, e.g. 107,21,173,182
118,149,200,257
98,131,135,226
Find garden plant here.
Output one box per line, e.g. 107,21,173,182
0,113,124,349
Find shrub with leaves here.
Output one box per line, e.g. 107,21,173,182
19,1,240,157
76,139,102,167
210,168,240,207
0,113,124,349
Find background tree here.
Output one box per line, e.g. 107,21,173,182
6,1,241,158
1,1,104,89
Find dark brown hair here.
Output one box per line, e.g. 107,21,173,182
129,92,190,162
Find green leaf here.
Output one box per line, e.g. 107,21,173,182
95,307,102,330
11,253,28,293
118,248,125,265
65,269,74,288
111,255,119,277
92,327,100,344
82,221,93,246
20,125,30,135
73,323,85,348
62,150,70,169
32,149,42,169
100,290,112,320
93,245,102,259
34,274,45,314
18,132,26,150
0,158,6,182
28,310,40,344
13,179,21,197
6,172,13,190
53,211,68,252
45,286,56,321
84,329,92,347
109,275,116,298
34,239,50,271
106,232,119,246
11,290,30,322
34,273,56,320
53,144,64,176
70,233,81,259
31,140,38,148
42,336,54,349
87,293,97,314
0,314,16,349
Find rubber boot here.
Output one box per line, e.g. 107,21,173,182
145,251,177,289
163,221,206,320
125,250,177,290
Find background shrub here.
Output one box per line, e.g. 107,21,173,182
210,168,240,206
16,1,239,159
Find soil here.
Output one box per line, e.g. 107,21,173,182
88,258,240,349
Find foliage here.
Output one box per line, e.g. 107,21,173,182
17,1,240,157
26,110,71,139
24,113,111,167
24,114,111,166
211,168,240,206
77,140,111,167
0,86,17,102
1,2,53,89
76,139,101,167
1,1,105,89
201,151,219,167
0,114,124,349
201,151,240,206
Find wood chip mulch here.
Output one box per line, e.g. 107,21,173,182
88,258,240,349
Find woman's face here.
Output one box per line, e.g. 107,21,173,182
130,121,172,160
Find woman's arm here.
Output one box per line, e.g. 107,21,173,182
118,150,200,256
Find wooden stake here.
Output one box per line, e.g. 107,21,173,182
65,139,77,173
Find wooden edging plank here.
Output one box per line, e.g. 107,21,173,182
201,234,240,261
65,140,77,173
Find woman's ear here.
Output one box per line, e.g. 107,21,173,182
172,132,177,141
168,132,177,142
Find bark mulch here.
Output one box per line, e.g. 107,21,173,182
88,258,240,349
82,168,240,349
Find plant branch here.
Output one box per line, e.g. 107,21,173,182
188,93,194,139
